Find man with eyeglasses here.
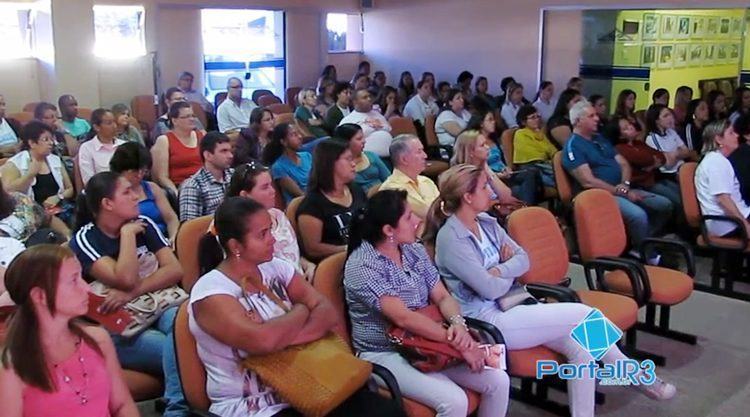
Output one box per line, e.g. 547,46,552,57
562,100,673,263
217,77,257,133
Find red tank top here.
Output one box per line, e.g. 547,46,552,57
167,130,204,186
23,340,112,417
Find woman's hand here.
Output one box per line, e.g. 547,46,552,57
446,323,475,351
500,244,515,262
460,346,486,372
42,195,61,209
496,169,512,180
100,289,136,314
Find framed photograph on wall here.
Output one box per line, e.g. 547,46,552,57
730,43,740,62
689,44,703,66
731,17,743,38
643,13,659,40
661,15,676,39
707,18,719,38
658,44,674,68
677,16,690,39
691,17,706,39
717,44,728,63
720,18,731,37
704,44,716,65
642,44,657,67
674,44,688,67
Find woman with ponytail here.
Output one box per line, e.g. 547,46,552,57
423,165,677,416
344,189,510,417
0,244,138,417
192,197,404,417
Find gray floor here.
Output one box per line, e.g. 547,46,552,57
139,254,750,417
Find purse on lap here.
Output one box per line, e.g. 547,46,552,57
239,274,373,417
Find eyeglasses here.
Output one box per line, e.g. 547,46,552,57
526,114,541,120
177,114,195,119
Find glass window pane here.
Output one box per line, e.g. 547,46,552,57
0,4,32,58
93,5,146,58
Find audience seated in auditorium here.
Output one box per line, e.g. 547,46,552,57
110,142,178,240
494,76,516,108
729,114,750,206
339,88,393,157
435,89,471,147
77,109,125,186
370,71,387,97
151,101,205,195
111,103,145,146
562,100,673,258
0,94,20,158
316,78,336,115
651,88,670,107
613,89,645,137
672,85,693,127
294,88,330,139
403,80,439,126
217,77,256,133
500,83,525,129
546,88,583,148
58,94,91,139
455,70,474,98
1,121,75,225
297,139,366,262
695,119,750,238
567,76,584,93
356,60,372,79
335,123,390,195
263,123,312,204
34,102,78,162
0,245,139,417
589,94,609,133
512,105,557,187
225,162,316,280
420,72,436,95
345,189,511,417
532,81,556,124
452,129,536,205
397,71,416,105
379,134,439,220
324,82,353,132
728,86,750,124
706,90,728,122
436,81,452,108
466,111,505,174
0,181,70,243
681,99,709,152
179,132,235,222
473,76,497,111
644,104,696,193
69,171,183,385
423,164,675,415
235,107,274,167
375,86,401,120
317,64,338,92
352,73,371,92
191,196,404,417
152,87,207,140
177,71,213,116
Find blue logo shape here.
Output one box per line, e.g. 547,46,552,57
570,308,623,361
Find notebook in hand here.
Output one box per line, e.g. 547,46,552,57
86,293,134,334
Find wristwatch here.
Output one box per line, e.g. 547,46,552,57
623,181,631,187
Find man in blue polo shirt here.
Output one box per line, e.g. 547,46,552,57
562,100,673,255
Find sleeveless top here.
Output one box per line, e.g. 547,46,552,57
167,130,204,186
139,181,168,236
22,340,112,417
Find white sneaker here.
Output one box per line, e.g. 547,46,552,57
636,377,676,400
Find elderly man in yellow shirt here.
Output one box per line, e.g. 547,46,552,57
513,104,558,186
379,134,440,219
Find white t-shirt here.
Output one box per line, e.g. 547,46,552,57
188,258,297,417
476,226,500,269
695,151,750,236
500,102,521,129
339,110,393,157
645,129,687,174
435,109,471,146
403,95,439,124
217,98,257,133
533,98,557,124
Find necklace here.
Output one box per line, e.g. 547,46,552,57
54,338,90,405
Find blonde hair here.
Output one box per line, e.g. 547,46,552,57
701,119,732,155
451,129,481,166
297,88,316,105
422,164,484,243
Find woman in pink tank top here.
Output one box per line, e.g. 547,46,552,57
0,245,138,417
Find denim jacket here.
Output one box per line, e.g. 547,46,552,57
434,213,530,315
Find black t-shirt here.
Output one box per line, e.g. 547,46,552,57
296,184,366,254
32,172,60,205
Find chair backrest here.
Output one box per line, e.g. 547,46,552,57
507,207,568,285
573,189,627,261
285,87,302,108
175,215,213,292
214,92,227,111
389,116,418,137
7,112,34,126
131,95,158,133
190,102,207,129
552,151,574,206
22,102,40,113
678,162,701,229
312,252,351,345
273,112,294,127
424,114,438,147
267,103,293,115
78,108,93,122
285,196,304,235
258,94,282,107
252,89,274,105
174,302,211,412
500,128,517,171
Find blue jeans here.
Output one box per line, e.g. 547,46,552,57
508,169,539,205
615,191,673,248
645,179,682,210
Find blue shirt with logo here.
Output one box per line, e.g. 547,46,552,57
562,133,622,186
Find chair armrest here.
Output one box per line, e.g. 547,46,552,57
700,214,749,251
465,317,505,345
526,283,581,303
640,237,696,277
370,363,403,408
583,257,650,306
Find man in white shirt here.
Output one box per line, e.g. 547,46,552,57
338,88,393,157
217,77,256,133
403,80,439,125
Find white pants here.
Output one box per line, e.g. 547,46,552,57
473,302,630,417
360,351,510,417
